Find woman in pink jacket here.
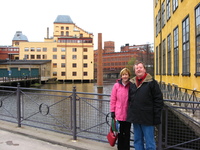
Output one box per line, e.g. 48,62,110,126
110,68,131,150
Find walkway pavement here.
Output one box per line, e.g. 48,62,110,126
0,120,116,150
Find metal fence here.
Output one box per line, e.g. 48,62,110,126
0,84,199,149
0,84,112,142
159,83,200,150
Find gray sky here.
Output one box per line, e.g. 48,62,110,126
0,0,154,52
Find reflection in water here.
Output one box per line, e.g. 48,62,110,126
38,81,115,94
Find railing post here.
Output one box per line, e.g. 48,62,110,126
17,82,21,127
72,86,77,140
157,113,163,150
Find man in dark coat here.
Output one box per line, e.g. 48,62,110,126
127,61,163,150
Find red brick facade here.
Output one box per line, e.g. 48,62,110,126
94,42,154,79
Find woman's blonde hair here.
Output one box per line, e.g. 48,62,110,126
120,68,131,77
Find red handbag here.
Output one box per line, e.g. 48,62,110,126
107,119,118,147
107,127,118,146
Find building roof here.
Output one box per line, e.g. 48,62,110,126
0,60,51,65
12,31,28,41
54,15,73,24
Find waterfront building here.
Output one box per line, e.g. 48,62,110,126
0,46,19,60
154,0,200,90
0,60,51,81
94,42,154,79
0,31,28,60
18,15,94,82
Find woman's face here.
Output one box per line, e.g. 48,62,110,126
121,72,130,83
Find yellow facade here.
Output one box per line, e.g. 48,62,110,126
154,0,200,90
18,15,94,82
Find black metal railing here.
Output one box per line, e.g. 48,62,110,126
0,84,199,149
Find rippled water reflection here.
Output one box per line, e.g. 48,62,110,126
38,80,116,95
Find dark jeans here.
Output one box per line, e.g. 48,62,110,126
117,121,131,150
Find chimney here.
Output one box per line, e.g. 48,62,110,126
97,33,103,87
47,27,49,39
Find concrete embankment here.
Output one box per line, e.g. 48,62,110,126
0,120,116,150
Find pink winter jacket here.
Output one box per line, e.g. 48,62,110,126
110,79,130,121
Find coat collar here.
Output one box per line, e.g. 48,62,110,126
130,73,153,85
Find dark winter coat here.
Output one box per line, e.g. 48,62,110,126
126,73,163,126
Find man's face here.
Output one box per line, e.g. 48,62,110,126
134,63,146,78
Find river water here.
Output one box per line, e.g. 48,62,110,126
37,80,116,95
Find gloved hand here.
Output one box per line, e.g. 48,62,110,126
111,112,115,119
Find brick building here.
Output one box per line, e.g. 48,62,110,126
94,42,154,79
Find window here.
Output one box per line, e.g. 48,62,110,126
66,27,69,30
195,5,200,75
72,63,77,68
37,48,41,52
66,31,69,36
158,10,161,34
159,44,161,75
173,27,179,75
156,10,161,36
161,1,166,28
53,72,57,76
162,39,166,75
61,55,66,59
156,15,159,36
24,55,29,59
43,55,47,59
61,26,64,30
53,63,57,68
156,46,159,75
24,48,29,52
72,72,77,76
72,55,77,59
83,48,88,52
53,48,57,52
61,31,64,36
61,63,65,68
166,0,171,21
155,0,158,6
53,55,57,59
31,47,35,52
37,55,41,59
167,34,171,75
61,48,66,52
172,0,178,12
61,72,66,76
182,16,190,75
43,48,47,52
83,72,88,76
72,48,77,52
83,55,88,59
31,55,35,59
83,63,88,68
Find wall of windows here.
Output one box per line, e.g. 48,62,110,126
154,0,200,90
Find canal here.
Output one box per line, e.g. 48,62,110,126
37,80,115,94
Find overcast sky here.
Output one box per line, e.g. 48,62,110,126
0,0,154,52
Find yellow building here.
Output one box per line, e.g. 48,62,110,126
17,15,94,82
154,0,200,91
